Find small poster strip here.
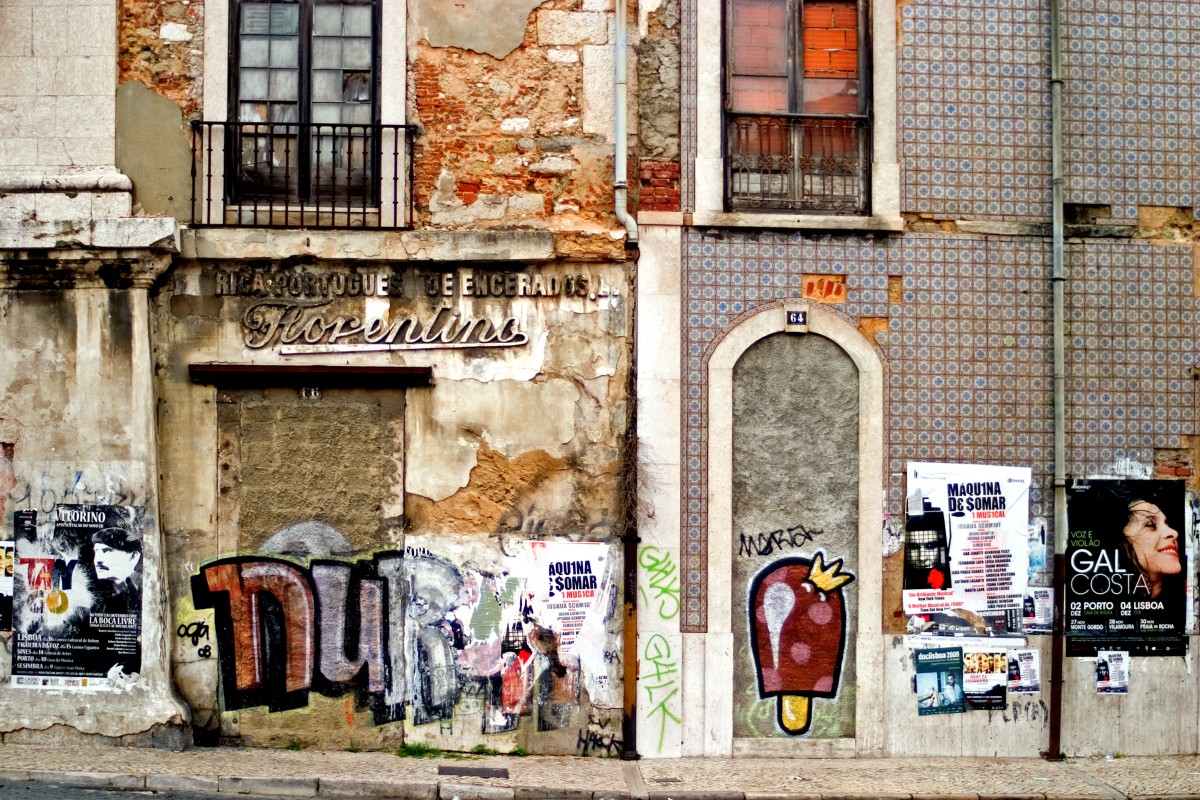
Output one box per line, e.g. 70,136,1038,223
1096,650,1129,694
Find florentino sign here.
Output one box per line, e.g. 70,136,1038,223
242,300,527,353
216,266,610,354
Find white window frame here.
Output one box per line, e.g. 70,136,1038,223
200,0,407,226
694,0,899,230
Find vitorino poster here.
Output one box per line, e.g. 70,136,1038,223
12,505,144,690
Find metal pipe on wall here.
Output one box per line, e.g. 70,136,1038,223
614,0,639,245
1046,0,1067,761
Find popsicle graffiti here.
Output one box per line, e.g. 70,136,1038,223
748,552,855,735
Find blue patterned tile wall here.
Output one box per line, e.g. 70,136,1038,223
899,0,1054,220
679,231,1200,631
898,0,1200,223
1062,0,1200,220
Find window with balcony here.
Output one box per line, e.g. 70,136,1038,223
193,0,410,228
725,0,869,213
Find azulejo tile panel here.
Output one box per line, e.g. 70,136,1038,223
679,231,1200,632
899,0,1054,221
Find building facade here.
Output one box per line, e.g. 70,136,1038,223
1,0,634,754
633,0,1200,759
1,0,1200,759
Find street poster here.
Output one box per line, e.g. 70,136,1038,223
1066,479,1187,657
963,649,1008,710
914,647,965,715
1096,650,1128,694
526,541,611,653
903,463,1032,635
12,504,144,690
1022,587,1053,634
0,538,13,631
1007,649,1041,693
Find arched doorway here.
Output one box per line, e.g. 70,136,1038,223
705,304,884,756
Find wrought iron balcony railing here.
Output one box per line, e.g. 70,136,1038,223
726,113,869,214
191,121,414,229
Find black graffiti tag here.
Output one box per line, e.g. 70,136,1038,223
177,620,210,647
737,523,821,558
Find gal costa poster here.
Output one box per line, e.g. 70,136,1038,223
11,504,144,690
1066,479,1187,657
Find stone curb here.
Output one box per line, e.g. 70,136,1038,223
219,775,320,797
438,781,517,800
146,773,222,793
318,777,438,799
28,770,145,790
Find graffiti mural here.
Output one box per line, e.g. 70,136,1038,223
189,538,619,737
748,551,855,735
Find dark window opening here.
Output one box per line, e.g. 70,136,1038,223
230,0,379,206
725,0,870,213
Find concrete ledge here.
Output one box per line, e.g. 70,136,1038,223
29,770,144,789
146,773,221,793
689,211,905,233
0,167,134,194
181,228,558,262
0,769,32,782
219,775,320,796
319,777,438,799
439,781,516,800
0,217,179,251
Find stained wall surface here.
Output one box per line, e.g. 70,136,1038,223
155,258,631,753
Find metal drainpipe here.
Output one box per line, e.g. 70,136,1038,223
615,0,640,761
1046,0,1067,761
614,0,639,246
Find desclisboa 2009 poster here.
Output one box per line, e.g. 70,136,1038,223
1066,479,1187,657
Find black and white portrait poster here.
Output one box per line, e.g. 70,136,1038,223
12,504,144,690
1066,480,1187,657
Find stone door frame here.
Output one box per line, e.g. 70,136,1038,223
702,303,885,757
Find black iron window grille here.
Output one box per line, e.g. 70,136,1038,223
725,0,870,214
191,120,413,228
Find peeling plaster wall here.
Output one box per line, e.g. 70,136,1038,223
116,0,634,246
115,82,194,220
0,272,188,746
155,256,631,752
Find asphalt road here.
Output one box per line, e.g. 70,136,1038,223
0,781,269,800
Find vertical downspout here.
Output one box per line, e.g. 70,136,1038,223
614,0,639,245
1046,0,1067,761
616,0,640,760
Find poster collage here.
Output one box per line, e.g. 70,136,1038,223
906,464,1192,713
2,505,144,691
